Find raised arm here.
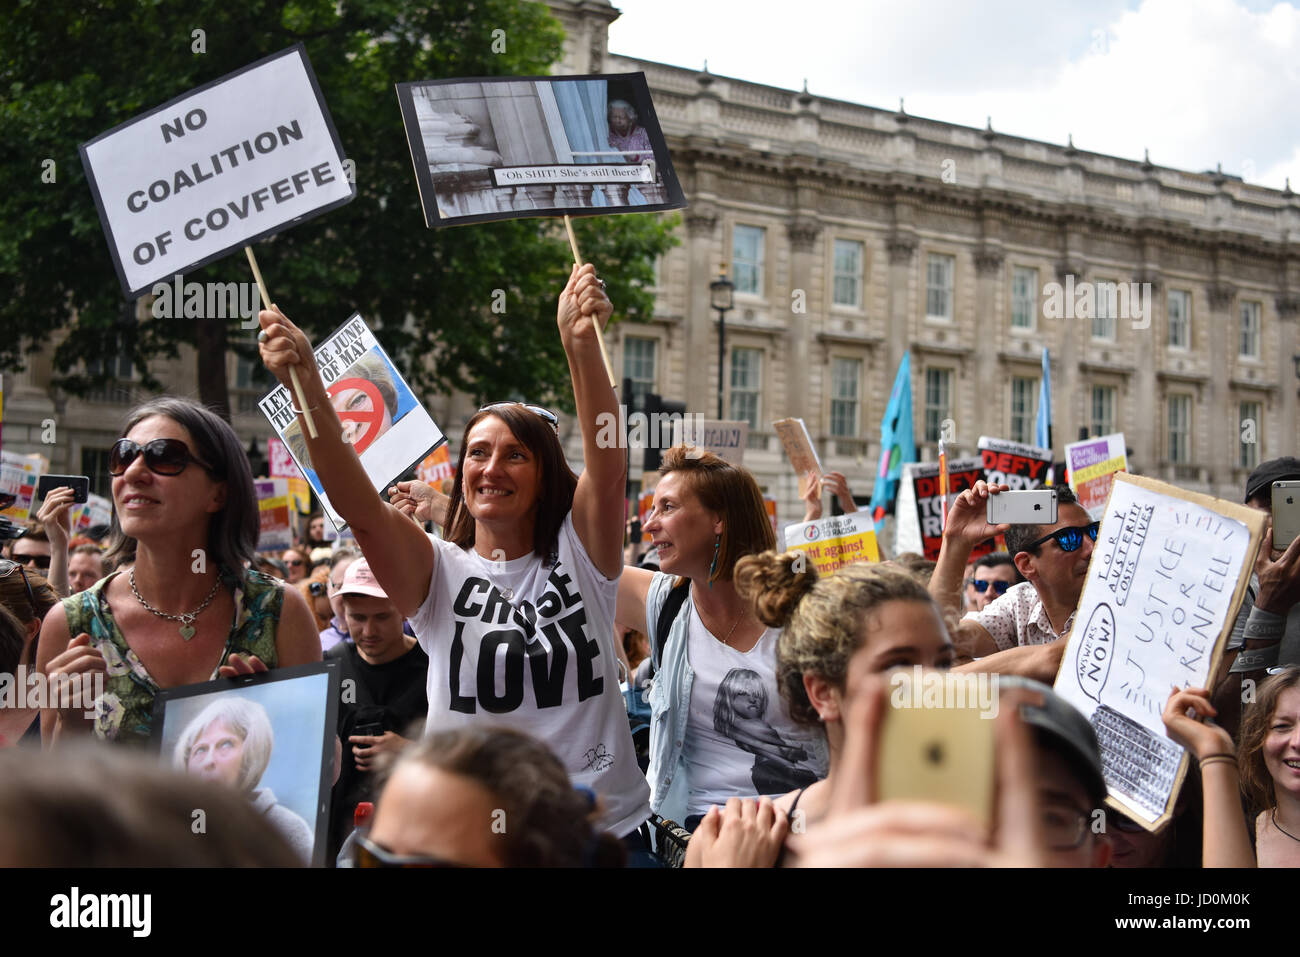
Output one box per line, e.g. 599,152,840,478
931,480,1009,658
616,565,656,635
36,488,76,599
562,264,625,580
258,307,435,619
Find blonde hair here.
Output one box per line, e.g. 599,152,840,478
734,553,938,726
173,696,275,792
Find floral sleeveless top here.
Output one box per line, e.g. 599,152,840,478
62,567,284,746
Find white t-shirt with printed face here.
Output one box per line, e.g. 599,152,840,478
681,602,825,818
409,514,650,837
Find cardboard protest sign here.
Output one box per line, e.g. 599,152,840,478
259,314,444,530
906,456,989,561
673,418,747,465
784,512,881,576
396,73,685,227
416,445,455,486
70,493,114,534
1066,433,1127,520
255,478,294,551
773,418,823,498
0,451,44,522
79,44,355,297
977,436,1052,490
1054,473,1264,830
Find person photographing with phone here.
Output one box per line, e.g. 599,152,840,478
929,482,1095,680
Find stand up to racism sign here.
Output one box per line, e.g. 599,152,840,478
79,44,355,297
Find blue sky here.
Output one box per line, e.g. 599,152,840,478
608,0,1300,188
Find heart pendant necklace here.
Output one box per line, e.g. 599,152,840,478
130,569,222,641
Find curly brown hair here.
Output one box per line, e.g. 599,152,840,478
734,552,939,726
1239,665,1300,816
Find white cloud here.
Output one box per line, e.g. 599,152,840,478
607,0,1300,187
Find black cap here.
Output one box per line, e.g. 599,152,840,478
1245,456,1300,504
998,676,1107,805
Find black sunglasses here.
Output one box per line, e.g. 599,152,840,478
0,559,37,616
109,438,216,477
480,402,559,433
1022,521,1100,554
971,578,1011,595
308,581,326,597
354,833,460,868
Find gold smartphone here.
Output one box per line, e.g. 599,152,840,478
877,672,997,827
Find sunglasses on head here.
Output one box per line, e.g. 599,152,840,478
1022,521,1100,554
354,833,461,868
109,438,216,477
0,559,37,615
971,578,1011,595
480,402,559,433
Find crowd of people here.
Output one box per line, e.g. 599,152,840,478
2,263,1298,869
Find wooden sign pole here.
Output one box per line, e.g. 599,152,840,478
563,216,617,389
245,246,318,439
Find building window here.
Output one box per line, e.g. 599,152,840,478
81,447,114,499
832,239,864,308
1167,289,1190,350
1239,301,1261,358
1009,376,1038,445
924,367,952,442
729,346,762,428
926,254,955,320
829,358,862,437
1092,279,1117,340
1167,394,1191,464
1239,401,1262,470
733,225,765,296
1090,385,1116,437
1011,267,1037,330
623,336,657,407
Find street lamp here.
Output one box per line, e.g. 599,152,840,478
710,269,734,420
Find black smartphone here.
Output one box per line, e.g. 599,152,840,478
36,474,90,504
353,720,384,738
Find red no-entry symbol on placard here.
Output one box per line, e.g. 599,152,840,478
329,377,386,454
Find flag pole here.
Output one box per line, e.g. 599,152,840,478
246,246,318,439
563,216,617,389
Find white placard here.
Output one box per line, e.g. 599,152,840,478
1053,473,1263,829
672,418,747,465
80,44,354,296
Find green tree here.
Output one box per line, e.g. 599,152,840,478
0,0,677,416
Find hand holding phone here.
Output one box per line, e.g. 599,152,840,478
987,489,1057,525
1273,481,1300,550
36,474,90,504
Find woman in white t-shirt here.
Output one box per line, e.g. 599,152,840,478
257,264,651,845
617,447,828,830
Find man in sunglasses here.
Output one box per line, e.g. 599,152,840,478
962,552,1019,613
9,524,53,576
934,483,1096,681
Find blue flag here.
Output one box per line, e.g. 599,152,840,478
1036,347,1052,452
868,351,917,531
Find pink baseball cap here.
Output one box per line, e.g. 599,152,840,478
336,558,389,600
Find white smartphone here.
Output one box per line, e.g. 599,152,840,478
1274,481,1300,549
987,489,1058,525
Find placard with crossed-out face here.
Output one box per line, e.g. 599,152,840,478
258,313,445,531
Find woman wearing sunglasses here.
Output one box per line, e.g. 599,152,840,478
257,264,652,851
35,397,323,746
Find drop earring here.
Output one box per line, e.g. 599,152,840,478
708,534,720,587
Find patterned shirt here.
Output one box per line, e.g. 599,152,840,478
964,580,1075,652
62,567,283,745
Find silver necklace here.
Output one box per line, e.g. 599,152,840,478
129,569,222,641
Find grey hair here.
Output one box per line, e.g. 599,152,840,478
173,695,274,792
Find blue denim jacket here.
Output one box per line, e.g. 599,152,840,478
643,573,828,825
